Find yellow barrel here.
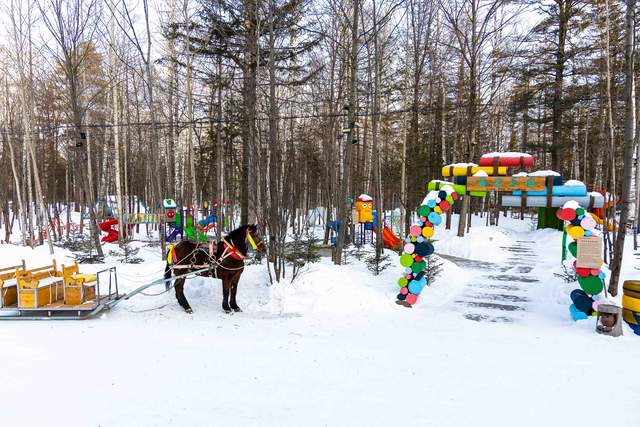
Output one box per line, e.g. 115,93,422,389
623,280,640,299
623,308,639,325
442,165,508,177
622,294,640,313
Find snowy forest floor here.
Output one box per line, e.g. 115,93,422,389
1,214,640,426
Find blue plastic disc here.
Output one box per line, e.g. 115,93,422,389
428,212,442,225
408,277,427,295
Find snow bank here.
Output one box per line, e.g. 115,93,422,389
529,170,560,176
447,162,479,167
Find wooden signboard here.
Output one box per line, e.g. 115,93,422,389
577,236,603,269
466,176,546,192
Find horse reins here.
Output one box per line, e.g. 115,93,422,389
170,230,260,278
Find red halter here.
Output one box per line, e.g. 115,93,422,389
220,229,257,262
222,239,245,261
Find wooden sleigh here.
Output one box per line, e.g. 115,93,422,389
0,259,120,319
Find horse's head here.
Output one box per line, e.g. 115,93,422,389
246,224,266,253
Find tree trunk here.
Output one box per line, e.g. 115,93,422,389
267,0,284,281
551,1,568,171
608,0,636,296
216,0,225,239
3,78,26,246
241,0,258,225
334,0,359,265
185,1,197,208
111,15,125,246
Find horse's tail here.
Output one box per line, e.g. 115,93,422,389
164,243,176,289
165,243,179,275
164,262,172,280
164,261,173,291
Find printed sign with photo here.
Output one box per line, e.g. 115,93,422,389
576,236,603,269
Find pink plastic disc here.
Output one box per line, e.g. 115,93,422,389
405,294,418,305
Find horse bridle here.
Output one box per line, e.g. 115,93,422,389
209,229,260,275
173,228,261,278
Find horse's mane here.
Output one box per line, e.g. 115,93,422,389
215,224,257,258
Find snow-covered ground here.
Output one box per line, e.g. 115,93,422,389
1,214,640,426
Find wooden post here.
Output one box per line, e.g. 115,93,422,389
458,195,469,237
467,196,472,233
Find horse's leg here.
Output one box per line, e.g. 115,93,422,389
230,273,242,312
221,275,232,313
174,278,193,314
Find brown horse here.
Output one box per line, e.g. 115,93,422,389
164,224,265,313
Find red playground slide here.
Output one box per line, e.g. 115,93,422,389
99,218,119,243
382,226,401,250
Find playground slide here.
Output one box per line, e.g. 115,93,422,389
99,219,119,243
382,226,401,249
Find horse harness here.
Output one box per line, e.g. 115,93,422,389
170,229,257,279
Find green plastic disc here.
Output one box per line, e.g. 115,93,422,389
399,254,414,267
411,260,426,273
398,277,408,287
418,205,431,217
568,241,577,258
578,274,604,295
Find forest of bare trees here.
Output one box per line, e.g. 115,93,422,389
0,0,638,288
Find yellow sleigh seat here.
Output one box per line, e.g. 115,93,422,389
20,275,61,289
0,260,25,307
61,262,97,305
16,262,64,308
68,273,97,284
0,278,18,308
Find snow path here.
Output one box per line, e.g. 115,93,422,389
446,239,540,323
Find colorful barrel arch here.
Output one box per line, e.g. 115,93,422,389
395,184,605,309
396,184,458,307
